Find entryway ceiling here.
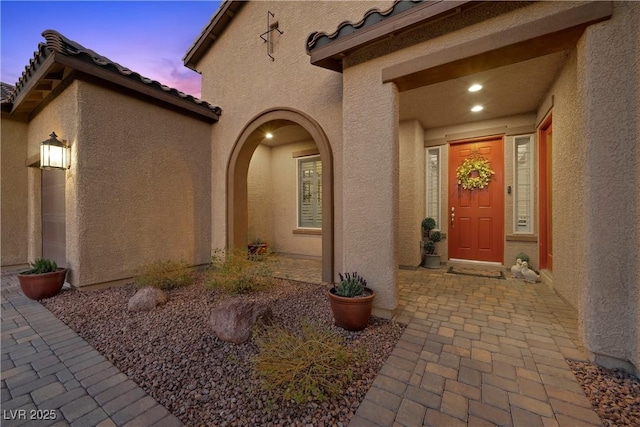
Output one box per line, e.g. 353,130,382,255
262,51,569,145
400,51,570,129
260,124,313,147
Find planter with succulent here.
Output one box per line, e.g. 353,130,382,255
328,272,375,331
17,258,67,300
247,238,268,257
421,217,442,269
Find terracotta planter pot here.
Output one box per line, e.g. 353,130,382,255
328,287,375,331
17,268,67,300
247,244,268,256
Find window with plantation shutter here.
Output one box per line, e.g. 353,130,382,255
425,147,441,229
298,156,322,228
514,135,534,233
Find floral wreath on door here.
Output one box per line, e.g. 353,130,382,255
455,152,495,190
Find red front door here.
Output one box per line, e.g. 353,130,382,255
448,138,504,263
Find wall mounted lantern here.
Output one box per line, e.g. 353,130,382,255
40,132,70,170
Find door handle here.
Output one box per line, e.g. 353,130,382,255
451,207,455,227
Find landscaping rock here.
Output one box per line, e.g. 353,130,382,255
127,286,168,312
209,299,273,344
42,279,405,426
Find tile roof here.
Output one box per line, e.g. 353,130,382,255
1,82,15,104
8,30,221,118
306,0,424,52
183,1,245,71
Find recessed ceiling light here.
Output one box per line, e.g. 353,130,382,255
468,84,483,92
265,133,273,139
471,105,484,112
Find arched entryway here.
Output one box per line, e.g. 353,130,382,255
227,108,334,283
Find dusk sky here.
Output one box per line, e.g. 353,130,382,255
1,1,222,98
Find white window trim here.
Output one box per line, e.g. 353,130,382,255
296,155,322,230
513,134,535,234
425,146,442,230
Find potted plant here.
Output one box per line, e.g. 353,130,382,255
421,217,442,269
247,238,268,256
515,252,530,265
17,258,67,300
328,272,375,331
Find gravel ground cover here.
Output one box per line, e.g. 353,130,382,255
43,278,405,427
568,360,640,427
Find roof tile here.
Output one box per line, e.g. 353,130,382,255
1,82,15,103
9,30,221,116
306,0,424,52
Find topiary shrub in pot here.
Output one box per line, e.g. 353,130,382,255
515,252,530,265
328,272,375,331
421,217,442,269
17,258,67,300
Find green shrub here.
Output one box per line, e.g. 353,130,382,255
421,217,436,231
333,272,366,297
23,258,57,275
205,247,273,294
253,321,359,404
423,240,436,255
516,252,530,263
422,217,441,255
134,259,194,290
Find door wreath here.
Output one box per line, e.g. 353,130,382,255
456,152,495,190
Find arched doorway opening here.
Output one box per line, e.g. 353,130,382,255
227,108,334,283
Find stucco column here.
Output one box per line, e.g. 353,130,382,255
27,167,42,263
578,2,640,374
399,120,425,267
342,65,399,318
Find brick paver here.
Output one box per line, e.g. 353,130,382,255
3,260,605,427
1,271,182,427
352,266,604,427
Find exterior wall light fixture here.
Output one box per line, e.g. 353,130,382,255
40,132,70,170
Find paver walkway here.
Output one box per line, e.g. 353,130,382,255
1,271,182,427
2,259,604,427
351,267,603,427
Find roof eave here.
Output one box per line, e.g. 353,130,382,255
11,52,220,123
183,1,246,71
58,54,221,122
9,52,56,115
308,0,474,72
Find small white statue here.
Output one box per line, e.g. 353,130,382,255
511,258,523,278
520,261,540,283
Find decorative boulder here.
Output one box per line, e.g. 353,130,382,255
127,287,168,312
209,299,272,344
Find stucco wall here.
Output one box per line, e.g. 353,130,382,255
199,0,638,329
536,50,585,312
577,1,640,373
65,81,212,287
1,117,29,268
343,65,399,315
247,141,322,257
197,0,392,280
247,144,273,245
337,1,597,314
26,81,80,274
271,141,322,257
399,120,424,267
